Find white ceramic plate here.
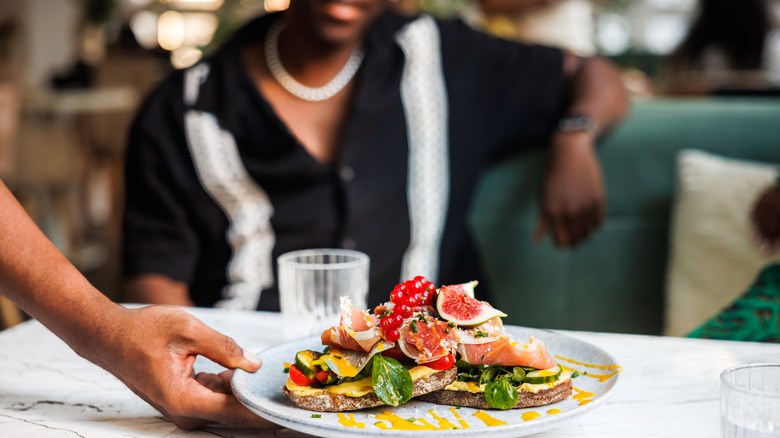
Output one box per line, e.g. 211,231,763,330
232,326,621,438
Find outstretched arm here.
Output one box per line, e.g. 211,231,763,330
0,179,274,429
535,53,629,247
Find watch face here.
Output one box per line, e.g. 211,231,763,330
558,115,594,133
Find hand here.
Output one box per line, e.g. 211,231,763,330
534,131,605,248
751,183,780,255
91,305,278,430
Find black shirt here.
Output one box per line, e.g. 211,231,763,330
123,11,565,310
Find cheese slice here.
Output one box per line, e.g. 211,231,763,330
444,371,571,394
286,365,442,397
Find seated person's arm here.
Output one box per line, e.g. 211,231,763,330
535,52,629,247
124,273,194,306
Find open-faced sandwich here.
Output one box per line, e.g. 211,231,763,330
417,282,573,410
283,277,572,412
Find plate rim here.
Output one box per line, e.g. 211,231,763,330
231,325,621,437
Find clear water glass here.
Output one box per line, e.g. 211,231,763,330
721,364,780,438
277,249,369,340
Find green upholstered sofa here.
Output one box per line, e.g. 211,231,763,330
468,98,780,335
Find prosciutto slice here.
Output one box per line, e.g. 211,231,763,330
398,318,458,363
321,297,383,353
457,336,557,370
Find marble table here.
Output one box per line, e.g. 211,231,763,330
1,306,779,437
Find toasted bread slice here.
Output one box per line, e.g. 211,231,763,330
284,366,457,412
417,375,572,409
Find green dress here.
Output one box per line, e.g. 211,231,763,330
688,263,780,342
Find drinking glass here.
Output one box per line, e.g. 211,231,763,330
277,249,369,340
721,364,780,438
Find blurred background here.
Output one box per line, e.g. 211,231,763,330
1,0,779,334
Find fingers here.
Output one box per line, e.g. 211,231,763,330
195,370,235,394
184,318,262,373
532,218,548,243
175,380,279,429
545,203,604,248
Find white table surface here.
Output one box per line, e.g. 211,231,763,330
1,306,779,437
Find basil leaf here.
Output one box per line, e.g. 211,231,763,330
510,367,526,385
479,366,499,385
484,376,519,410
455,360,473,371
371,354,413,406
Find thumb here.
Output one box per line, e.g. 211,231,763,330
187,321,262,372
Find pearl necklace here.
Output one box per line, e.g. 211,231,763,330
264,20,364,102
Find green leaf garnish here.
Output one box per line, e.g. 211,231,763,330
484,376,519,410
371,354,413,406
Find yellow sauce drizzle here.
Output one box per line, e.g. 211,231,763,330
337,413,365,428
555,357,623,382
472,410,508,426
581,371,622,382
429,410,460,430
374,411,461,430
449,407,470,429
572,387,596,405
521,411,540,421
555,356,623,371
547,409,561,415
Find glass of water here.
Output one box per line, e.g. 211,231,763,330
721,364,780,438
277,249,369,340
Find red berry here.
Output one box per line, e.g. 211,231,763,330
401,293,417,307
395,304,412,318
424,290,435,306
391,313,404,328
380,316,393,330
390,289,405,304
385,328,400,343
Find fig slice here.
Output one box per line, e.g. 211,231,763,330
434,282,507,328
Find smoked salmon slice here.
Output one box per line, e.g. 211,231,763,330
457,336,557,370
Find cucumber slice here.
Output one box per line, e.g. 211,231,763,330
524,365,562,384
294,350,321,379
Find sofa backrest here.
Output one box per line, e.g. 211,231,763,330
468,98,780,334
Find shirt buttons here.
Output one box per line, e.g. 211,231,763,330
340,166,355,182
342,237,356,249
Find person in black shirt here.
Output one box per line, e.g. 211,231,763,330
123,0,629,310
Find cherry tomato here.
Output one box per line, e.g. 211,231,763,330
315,370,337,384
395,304,412,318
385,328,400,343
422,354,455,370
289,365,316,386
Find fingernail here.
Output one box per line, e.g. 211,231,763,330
243,350,262,367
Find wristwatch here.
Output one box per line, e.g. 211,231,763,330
557,114,595,134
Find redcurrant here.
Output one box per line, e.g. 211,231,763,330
395,304,412,318
385,328,400,343
380,316,393,330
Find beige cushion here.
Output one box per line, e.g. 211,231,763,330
665,149,779,336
